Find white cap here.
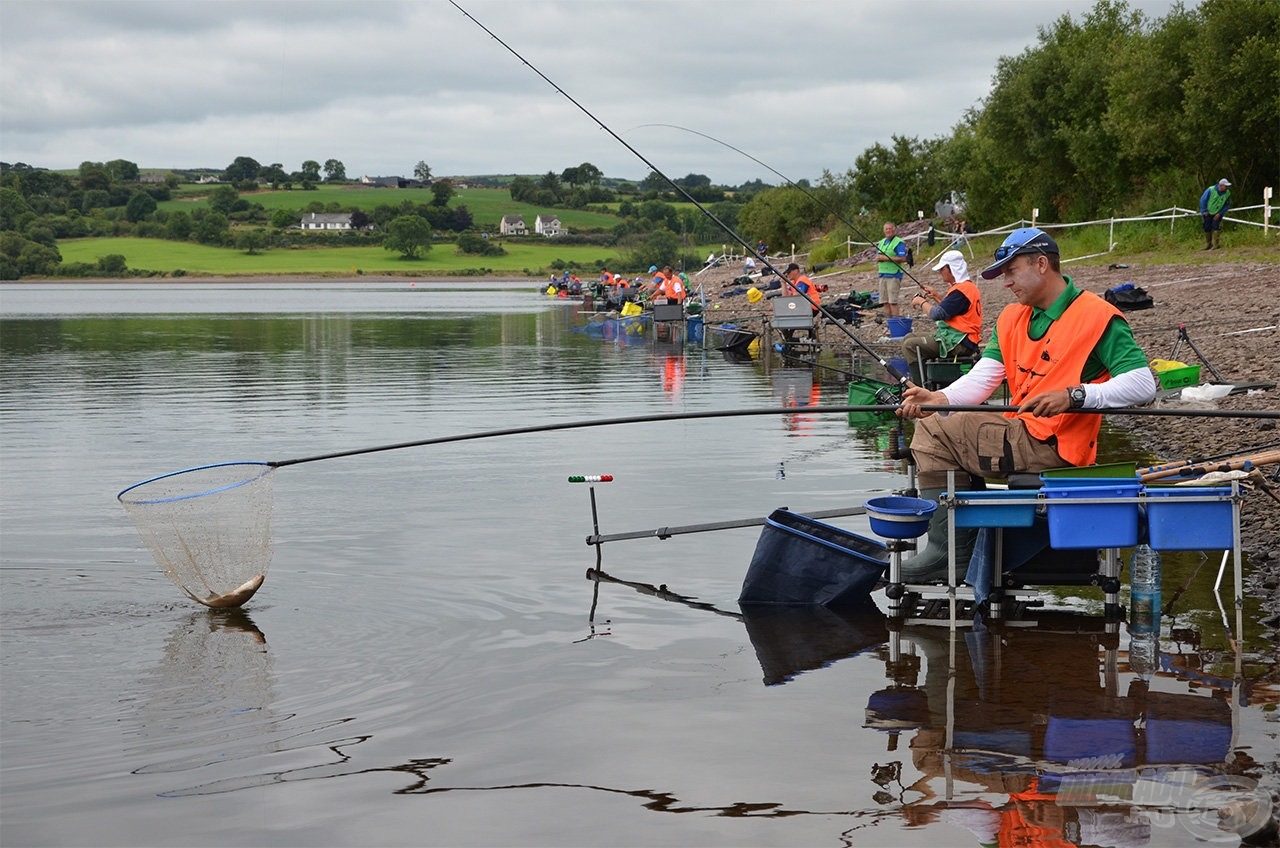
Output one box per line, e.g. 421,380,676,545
1218,178,1231,187
931,249,969,281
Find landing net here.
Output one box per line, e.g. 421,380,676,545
118,462,274,608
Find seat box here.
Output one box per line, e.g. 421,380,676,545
1144,486,1234,550
651,303,684,322
952,490,1038,529
772,296,814,329
1043,482,1142,549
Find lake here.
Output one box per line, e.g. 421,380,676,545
2,281,1275,847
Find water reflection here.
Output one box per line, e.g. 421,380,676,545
587,567,1277,844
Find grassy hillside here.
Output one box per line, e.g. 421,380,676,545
158,186,622,231
56,236,629,277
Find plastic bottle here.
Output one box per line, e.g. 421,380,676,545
1128,544,1162,677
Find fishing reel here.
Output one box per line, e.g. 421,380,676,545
874,386,903,406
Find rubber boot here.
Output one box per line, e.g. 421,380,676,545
1212,230,1221,250
1204,231,1214,250
898,487,976,584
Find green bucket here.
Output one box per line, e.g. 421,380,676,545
1039,461,1138,480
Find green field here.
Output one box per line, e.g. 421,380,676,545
158,186,622,231
56,236,629,277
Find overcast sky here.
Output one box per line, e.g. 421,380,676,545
2,0,1183,185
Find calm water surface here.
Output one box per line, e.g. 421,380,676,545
2,282,1276,847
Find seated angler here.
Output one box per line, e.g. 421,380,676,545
894,228,1157,583
900,249,983,386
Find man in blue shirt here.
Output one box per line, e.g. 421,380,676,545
875,222,909,318
1199,178,1231,250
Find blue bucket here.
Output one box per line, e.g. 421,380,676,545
887,317,913,339
864,496,936,539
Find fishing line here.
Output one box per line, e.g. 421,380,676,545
447,0,911,387
632,122,938,299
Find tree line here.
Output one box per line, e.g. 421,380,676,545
3,0,1272,277
740,0,1278,252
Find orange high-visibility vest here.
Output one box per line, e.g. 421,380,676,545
944,279,983,344
787,275,820,311
996,290,1123,466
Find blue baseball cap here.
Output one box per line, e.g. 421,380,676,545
649,265,658,273
979,227,1060,279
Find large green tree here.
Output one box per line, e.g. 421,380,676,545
383,214,433,259
223,156,262,183
124,191,156,223
323,159,346,182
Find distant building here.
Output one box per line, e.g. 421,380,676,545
360,175,402,188
139,173,168,184
500,214,527,236
195,174,221,184
300,212,353,231
535,214,563,237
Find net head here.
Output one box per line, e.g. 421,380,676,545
118,462,274,608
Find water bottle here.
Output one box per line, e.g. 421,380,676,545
1128,544,1162,677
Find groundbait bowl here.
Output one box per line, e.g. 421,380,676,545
864,496,937,539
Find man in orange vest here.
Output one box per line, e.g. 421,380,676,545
900,249,983,385
651,265,685,304
895,228,1157,583
781,262,821,342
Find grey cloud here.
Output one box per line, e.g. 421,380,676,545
1,0,1182,182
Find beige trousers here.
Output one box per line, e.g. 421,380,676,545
910,411,1066,489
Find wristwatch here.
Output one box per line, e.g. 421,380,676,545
1068,385,1087,408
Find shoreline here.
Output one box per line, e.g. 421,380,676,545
4,273,540,285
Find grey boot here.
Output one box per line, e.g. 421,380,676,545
898,487,976,584
1212,230,1221,249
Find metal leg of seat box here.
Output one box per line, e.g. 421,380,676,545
1102,549,1123,621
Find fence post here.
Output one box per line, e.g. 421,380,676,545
1265,188,1273,237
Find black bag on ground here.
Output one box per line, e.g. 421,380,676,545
1104,283,1153,311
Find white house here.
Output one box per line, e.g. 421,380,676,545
500,214,527,236
535,214,563,237
300,212,353,231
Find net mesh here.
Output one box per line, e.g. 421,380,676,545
119,462,274,607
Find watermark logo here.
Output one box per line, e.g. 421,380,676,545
1179,775,1275,843
1132,769,1275,843
1066,754,1127,770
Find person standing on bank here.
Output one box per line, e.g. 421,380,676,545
893,228,1157,582
900,249,983,386
1199,178,1232,250
876,222,909,318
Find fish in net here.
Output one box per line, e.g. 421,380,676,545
118,462,274,608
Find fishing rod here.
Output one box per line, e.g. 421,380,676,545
1136,439,1280,477
447,1,911,388
267,404,1280,469
634,122,938,300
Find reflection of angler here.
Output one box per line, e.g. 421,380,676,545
867,614,1259,842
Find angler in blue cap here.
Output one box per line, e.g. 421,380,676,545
894,228,1157,583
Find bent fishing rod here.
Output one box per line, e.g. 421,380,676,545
268,404,1280,469
447,1,910,387
635,122,939,301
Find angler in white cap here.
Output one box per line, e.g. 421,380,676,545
1199,178,1232,250
900,249,984,385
